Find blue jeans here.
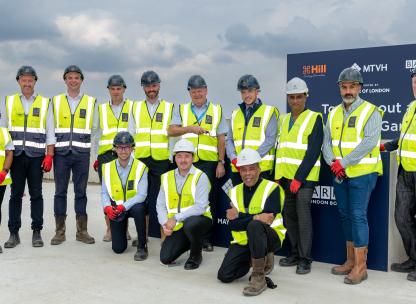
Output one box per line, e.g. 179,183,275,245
53,152,90,216
333,172,378,247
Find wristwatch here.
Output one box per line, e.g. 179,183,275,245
218,159,225,165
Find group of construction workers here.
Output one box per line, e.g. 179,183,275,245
0,63,415,296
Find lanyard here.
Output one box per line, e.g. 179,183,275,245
191,102,209,123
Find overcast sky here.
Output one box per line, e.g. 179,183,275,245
0,0,413,116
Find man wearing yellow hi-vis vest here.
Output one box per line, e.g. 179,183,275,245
226,74,279,186
218,148,285,297
323,67,383,285
275,77,323,275
168,75,227,252
101,132,149,261
381,70,416,282
51,65,96,246
91,75,135,242
0,127,13,254
156,139,212,270
133,71,173,242
0,66,56,249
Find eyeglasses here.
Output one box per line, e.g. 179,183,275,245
115,146,132,151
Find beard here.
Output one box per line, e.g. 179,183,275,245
342,94,357,105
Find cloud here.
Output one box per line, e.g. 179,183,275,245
55,14,121,48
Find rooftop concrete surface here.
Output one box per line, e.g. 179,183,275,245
0,182,414,304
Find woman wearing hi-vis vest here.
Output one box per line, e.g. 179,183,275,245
0,127,13,254
323,67,383,285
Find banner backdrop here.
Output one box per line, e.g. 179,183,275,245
287,43,416,139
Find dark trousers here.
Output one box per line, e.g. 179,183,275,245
53,152,90,216
281,179,314,261
160,216,212,264
395,167,416,261
97,150,117,183
194,160,218,243
217,220,281,283
110,203,147,254
0,185,7,224
231,171,272,186
8,153,44,233
139,157,171,235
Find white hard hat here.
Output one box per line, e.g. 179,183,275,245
286,77,308,95
173,139,195,154
236,148,262,167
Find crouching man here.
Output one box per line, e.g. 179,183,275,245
157,139,212,270
217,148,286,296
101,131,149,261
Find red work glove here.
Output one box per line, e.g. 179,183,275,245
104,206,117,220
331,160,346,178
115,204,126,214
380,143,385,152
0,170,7,184
290,179,302,194
93,160,99,172
231,158,240,172
42,155,53,172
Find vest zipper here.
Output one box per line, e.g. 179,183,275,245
23,113,27,150
176,173,192,213
69,113,74,149
146,101,162,157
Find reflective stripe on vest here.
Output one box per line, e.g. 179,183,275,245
0,127,12,185
98,100,133,155
6,94,48,157
180,102,221,162
161,168,212,231
397,100,416,171
275,110,322,181
229,179,286,245
231,104,278,172
133,99,172,160
53,94,96,153
102,158,147,205
329,101,383,178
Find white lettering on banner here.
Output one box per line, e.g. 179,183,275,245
362,64,388,72
217,218,229,225
361,88,390,94
311,186,337,206
382,121,401,132
378,103,402,114
322,104,336,114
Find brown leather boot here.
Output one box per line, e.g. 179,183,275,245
76,215,95,244
344,247,368,284
51,215,66,245
331,241,354,275
265,252,275,275
243,258,267,296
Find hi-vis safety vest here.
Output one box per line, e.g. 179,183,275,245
397,100,416,171
161,168,212,231
0,127,12,186
6,94,49,157
231,104,278,172
53,94,96,154
275,110,322,181
133,99,173,160
329,101,383,178
229,179,286,246
180,102,222,162
102,158,147,205
98,100,133,155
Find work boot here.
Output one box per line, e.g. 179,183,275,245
134,244,148,261
243,258,267,296
51,215,66,245
32,230,44,247
279,255,299,267
184,253,203,270
331,241,354,275
132,238,138,247
265,252,275,275
344,247,368,284
202,241,214,252
296,258,311,275
407,270,416,281
4,232,20,248
76,215,95,244
391,258,416,273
